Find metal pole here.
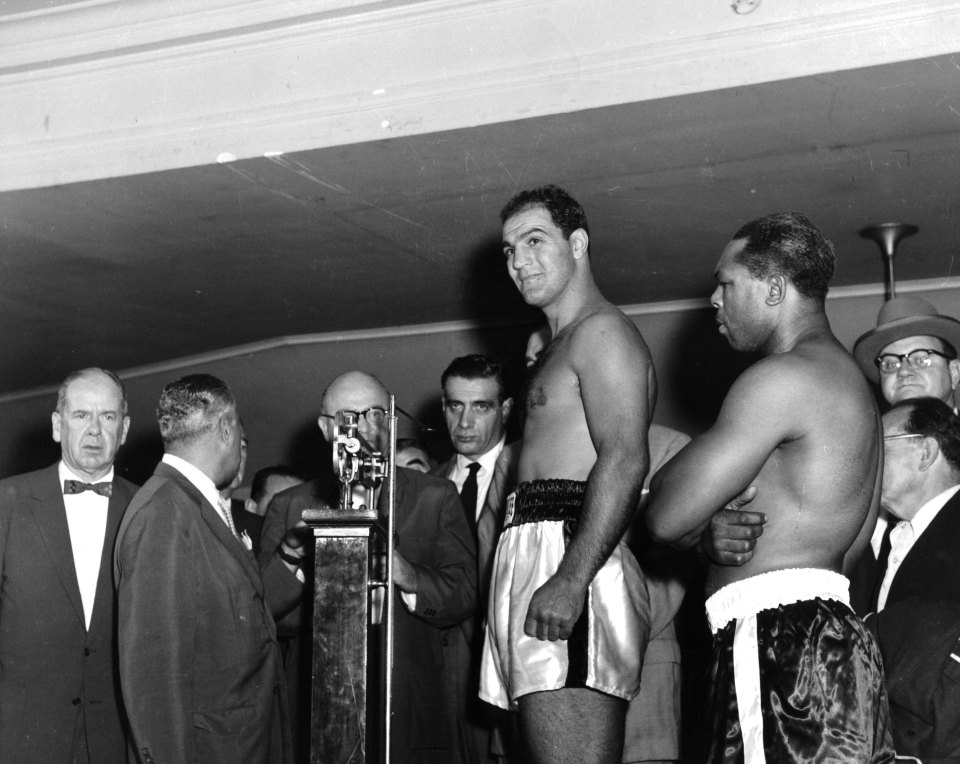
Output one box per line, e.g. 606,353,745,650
383,395,397,764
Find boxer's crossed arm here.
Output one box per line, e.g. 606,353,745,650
697,486,765,567
646,356,802,553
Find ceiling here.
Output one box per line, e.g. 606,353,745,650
2,52,959,395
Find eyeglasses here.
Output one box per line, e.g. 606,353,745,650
876,348,954,374
882,433,925,443
319,407,387,426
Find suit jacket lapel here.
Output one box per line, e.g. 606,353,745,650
889,489,960,604
157,463,265,597
30,464,86,626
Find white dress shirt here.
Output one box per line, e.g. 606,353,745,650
449,437,505,519
60,461,111,630
162,454,235,534
877,484,960,611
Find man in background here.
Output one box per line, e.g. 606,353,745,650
435,353,519,762
853,295,960,411
259,370,476,762
0,367,135,763
116,374,288,763
245,465,303,517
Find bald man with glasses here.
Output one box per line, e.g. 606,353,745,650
258,370,476,763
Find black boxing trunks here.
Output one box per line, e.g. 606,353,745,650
705,568,894,764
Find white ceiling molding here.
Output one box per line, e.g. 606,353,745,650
2,0,959,191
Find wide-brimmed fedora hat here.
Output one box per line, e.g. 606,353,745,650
853,296,960,381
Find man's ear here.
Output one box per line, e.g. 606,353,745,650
245,497,258,514
317,414,332,443
948,358,960,391
51,411,63,444
765,274,786,306
501,397,514,425
918,435,941,472
570,228,589,260
219,414,236,444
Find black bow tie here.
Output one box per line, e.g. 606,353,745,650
63,479,113,497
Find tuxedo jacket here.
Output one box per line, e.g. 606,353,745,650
258,466,477,760
0,463,136,764
115,462,290,764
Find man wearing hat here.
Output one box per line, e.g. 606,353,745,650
852,295,960,410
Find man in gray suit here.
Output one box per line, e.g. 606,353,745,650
0,367,136,763
434,354,519,763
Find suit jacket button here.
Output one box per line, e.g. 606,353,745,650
83,648,91,656
71,697,81,706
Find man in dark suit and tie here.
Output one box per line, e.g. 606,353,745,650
0,367,136,763
259,370,476,763
433,354,519,763
115,373,289,764
856,396,960,757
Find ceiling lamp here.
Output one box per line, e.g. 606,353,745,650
859,222,918,300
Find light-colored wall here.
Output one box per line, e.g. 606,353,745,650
3,278,958,485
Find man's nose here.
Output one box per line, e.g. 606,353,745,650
897,360,916,377
512,246,531,270
459,409,475,428
710,286,722,309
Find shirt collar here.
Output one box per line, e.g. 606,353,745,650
162,453,222,511
456,436,505,475
905,483,960,539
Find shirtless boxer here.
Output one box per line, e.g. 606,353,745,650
646,212,893,762
479,185,656,764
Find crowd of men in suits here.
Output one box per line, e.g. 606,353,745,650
2,186,960,764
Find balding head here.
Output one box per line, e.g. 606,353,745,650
318,371,391,451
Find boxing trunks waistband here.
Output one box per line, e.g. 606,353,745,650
705,568,850,634
504,479,586,530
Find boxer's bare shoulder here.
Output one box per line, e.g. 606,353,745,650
520,305,655,483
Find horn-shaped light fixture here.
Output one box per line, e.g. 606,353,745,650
859,222,918,300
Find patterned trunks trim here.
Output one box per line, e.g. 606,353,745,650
704,569,895,764
479,479,650,710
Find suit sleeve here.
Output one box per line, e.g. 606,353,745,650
115,492,197,763
257,491,305,626
407,479,477,628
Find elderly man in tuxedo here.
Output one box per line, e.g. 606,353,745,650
116,374,289,764
0,367,135,764
259,370,476,763
433,354,519,763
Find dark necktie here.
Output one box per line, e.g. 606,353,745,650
460,462,481,537
63,479,113,497
870,521,894,611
